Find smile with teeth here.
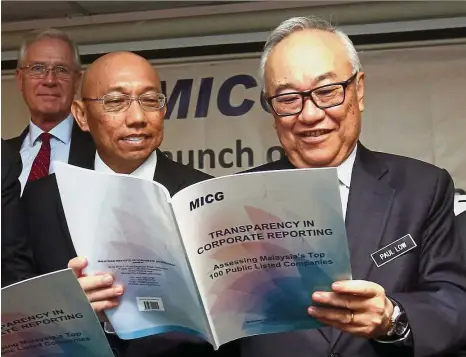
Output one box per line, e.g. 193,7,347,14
123,136,146,142
300,130,332,137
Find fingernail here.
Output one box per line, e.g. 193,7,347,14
332,282,342,289
313,292,323,299
103,275,113,284
115,286,123,295
308,307,317,314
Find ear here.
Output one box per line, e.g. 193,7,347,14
72,100,90,132
356,71,365,112
15,68,23,92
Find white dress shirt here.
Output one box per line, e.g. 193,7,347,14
336,145,357,219
94,149,158,179
19,114,74,194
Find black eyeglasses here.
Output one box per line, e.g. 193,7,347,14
82,92,166,113
19,63,74,79
266,72,358,116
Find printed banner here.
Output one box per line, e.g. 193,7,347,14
2,45,465,189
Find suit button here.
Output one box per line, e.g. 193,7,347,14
330,353,341,357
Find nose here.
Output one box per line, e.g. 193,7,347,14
125,100,148,128
42,69,58,86
298,97,326,124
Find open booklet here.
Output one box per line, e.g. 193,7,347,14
1,269,114,357
54,161,352,350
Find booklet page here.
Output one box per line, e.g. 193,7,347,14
172,168,352,346
54,163,211,342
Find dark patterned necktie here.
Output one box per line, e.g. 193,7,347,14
27,132,52,182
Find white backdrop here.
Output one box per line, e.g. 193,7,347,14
2,44,465,188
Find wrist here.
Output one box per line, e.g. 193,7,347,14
382,297,395,335
376,296,410,343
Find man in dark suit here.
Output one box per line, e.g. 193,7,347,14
8,28,94,192
21,52,226,357
237,15,466,357
1,140,35,286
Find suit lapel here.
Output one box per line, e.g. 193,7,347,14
56,192,78,258
152,150,188,196
49,174,78,258
153,150,175,191
330,145,395,350
68,122,95,168
8,127,29,152
56,143,95,257
346,146,395,280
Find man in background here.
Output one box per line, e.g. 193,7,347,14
8,28,94,192
241,15,466,357
22,51,225,357
1,140,35,286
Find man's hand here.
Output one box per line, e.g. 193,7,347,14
308,280,393,339
68,257,124,322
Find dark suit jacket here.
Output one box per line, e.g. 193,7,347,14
454,212,466,357
7,121,96,169
1,140,35,286
237,144,466,357
21,149,236,357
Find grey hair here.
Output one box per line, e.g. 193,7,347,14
259,16,362,87
17,28,81,71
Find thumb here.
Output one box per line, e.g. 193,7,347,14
68,257,88,278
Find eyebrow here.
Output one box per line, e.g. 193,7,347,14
105,85,161,94
273,72,338,95
28,61,71,68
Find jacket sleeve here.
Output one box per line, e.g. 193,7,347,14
1,141,36,286
390,169,466,356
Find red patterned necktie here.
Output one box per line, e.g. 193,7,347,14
27,132,52,182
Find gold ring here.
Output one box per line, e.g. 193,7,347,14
349,311,354,324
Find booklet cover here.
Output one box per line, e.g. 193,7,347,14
1,269,115,357
55,162,352,349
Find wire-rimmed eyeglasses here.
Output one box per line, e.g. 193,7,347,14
82,92,166,113
19,63,75,79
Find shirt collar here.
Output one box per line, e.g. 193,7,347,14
28,113,74,145
94,150,158,180
337,144,357,189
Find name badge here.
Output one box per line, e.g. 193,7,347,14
371,234,417,267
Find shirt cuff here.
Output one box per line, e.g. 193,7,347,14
104,322,116,334
375,328,411,344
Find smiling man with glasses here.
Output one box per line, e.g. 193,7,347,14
241,15,466,357
72,54,170,175
21,51,218,357
8,29,95,193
